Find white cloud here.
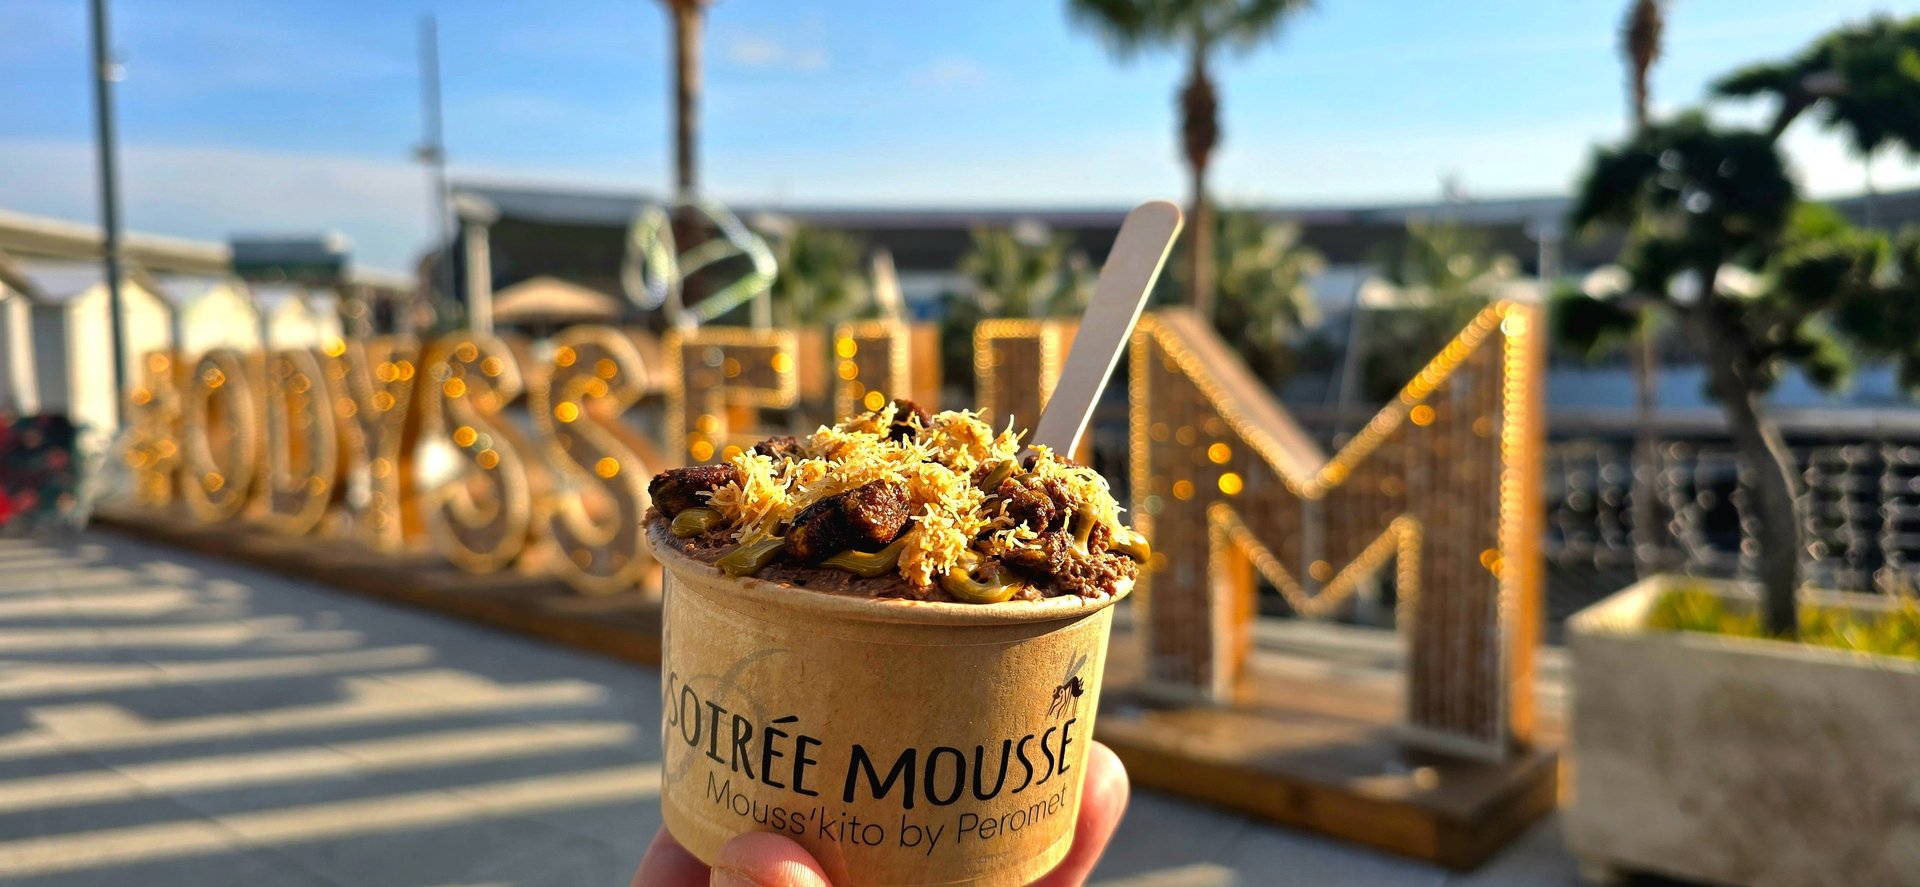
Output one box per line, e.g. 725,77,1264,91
724,36,828,72
1204,115,1618,205
0,140,430,272
1782,126,1920,198
111,9,409,99
463,92,599,126
910,56,988,88
495,17,649,62
727,36,784,67
1213,109,1920,208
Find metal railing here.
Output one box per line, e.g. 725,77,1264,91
1546,438,1920,593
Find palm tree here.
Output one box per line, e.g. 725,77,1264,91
1210,211,1323,382
1067,0,1314,320
766,224,870,327
1621,0,1666,575
1561,18,1920,637
1565,113,1863,637
660,0,711,200
1622,0,1664,130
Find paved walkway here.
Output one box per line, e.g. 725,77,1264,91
0,531,1582,886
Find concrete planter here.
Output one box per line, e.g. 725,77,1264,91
1566,577,1920,886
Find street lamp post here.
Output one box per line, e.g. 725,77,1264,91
416,14,454,337
88,0,129,430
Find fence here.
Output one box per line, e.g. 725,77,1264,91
1547,438,1920,594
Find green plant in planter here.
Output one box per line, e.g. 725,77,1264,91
1800,598,1920,660
1560,14,1920,639
1646,586,1762,638
1649,586,1920,661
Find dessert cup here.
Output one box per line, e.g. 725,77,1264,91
646,519,1129,887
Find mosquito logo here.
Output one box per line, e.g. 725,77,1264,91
1048,651,1089,719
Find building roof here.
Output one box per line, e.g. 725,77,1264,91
1831,186,1920,231
12,259,110,302
446,182,1595,275
0,251,33,297
0,208,230,274
453,180,1920,236
230,233,352,284
456,183,659,227
0,209,415,303
452,182,1581,233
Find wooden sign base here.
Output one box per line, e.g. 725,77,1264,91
1098,615,1561,871
95,505,1556,871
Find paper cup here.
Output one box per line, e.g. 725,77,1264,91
646,520,1129,887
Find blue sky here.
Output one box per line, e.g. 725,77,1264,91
0,0,1911,270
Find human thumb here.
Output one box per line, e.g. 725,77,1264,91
709,831,832,887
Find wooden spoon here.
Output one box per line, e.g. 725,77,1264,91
1028,200,1184,455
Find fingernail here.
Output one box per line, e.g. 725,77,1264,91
711,865,764,887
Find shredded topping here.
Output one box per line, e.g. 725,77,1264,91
661,402,1141,599
705,452,788,539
